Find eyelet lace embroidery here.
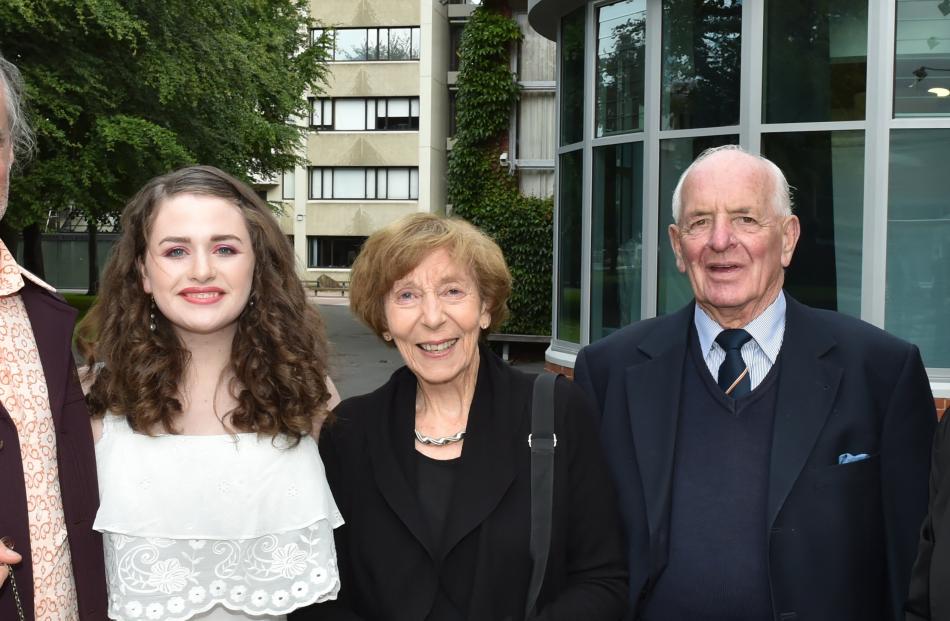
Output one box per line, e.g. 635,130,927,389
104,519,339,620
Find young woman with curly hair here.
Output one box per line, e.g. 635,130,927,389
78,165,343,621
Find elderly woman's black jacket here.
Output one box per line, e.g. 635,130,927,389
292,346,628,621
906,409,950,621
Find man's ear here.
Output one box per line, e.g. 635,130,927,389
780,215,801,268
668,224,686,273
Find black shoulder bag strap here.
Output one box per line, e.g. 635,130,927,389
525,372,558,619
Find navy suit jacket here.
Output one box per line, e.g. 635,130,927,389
574,295,936,621
0,280,107,620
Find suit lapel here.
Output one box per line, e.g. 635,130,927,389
627,304,692,574
767,296,842,529
440,349,524,557
20,283,76,427
365,368,436,557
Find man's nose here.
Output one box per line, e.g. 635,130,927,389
707,218,735,251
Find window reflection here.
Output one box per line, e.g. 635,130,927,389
557,151,583,342
886,130,950,368
762,131,864,316
595,0,646,137
592,143,643,339
661,0,741,130
560,7,586,146
656,135,739,315
763,0,868,123
894,0,950,117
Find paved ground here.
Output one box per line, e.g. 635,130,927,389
313,295,545,400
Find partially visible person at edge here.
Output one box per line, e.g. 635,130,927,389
291,213,628,621
574,145,936,621
77,165,343,621
0,51,108,620
906,407,950,620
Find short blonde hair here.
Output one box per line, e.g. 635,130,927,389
349,213,512,343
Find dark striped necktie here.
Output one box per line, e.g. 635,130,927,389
716,329,752,398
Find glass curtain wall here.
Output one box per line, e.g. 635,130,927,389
548,0,950,377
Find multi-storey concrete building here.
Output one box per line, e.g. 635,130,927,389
261,0,556,287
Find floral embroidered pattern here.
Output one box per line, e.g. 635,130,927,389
102,520,339,620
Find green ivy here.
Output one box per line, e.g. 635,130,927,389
448,7,553,336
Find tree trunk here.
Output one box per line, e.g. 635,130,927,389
0,220,19,257
22,223,45,279
86,222,99,295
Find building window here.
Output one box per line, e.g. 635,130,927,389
311,98,333,129
894,0,950,117
762,131,865,316
450,23,465,72
560,7,586,146
312,27,422,61
307,236,367,268
763,0,868,123
309,98,420,131
281,170,295,200
308,167,420,200
556,150,583,343
596,0,646,137
591,142,643,339
661,0,741,130
886,129,950,368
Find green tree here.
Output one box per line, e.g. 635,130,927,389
0,0,330,292
447,5,553,336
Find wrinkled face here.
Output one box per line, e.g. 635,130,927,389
384,247,490,389
140,193,255,343
668,151,800,327
0,88,12,221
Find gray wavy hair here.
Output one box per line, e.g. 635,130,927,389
0,51,35,161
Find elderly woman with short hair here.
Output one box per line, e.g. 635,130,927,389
292,213,627,621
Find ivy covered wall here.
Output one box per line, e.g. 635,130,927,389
447,6,554,336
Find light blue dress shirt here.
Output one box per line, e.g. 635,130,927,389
694,291,787,390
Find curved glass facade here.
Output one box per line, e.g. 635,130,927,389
538,0,950,381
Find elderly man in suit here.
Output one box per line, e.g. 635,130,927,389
0,52,107,620
575,145,936,621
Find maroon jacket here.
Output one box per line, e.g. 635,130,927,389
0,280,107,620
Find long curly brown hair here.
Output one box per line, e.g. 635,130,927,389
78,165,332,439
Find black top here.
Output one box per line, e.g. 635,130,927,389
415,451,460,549
291,344,628,621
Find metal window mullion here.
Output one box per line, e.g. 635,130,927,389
861,0,895,329
739,0,764,154
641,0,662,320
579,1,597,347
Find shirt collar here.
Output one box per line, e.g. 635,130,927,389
694,291,787,364
0,238,56,296
0,238,26,296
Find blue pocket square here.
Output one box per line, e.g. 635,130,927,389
838,452,869,465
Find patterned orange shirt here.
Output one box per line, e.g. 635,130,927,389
0,240,79,620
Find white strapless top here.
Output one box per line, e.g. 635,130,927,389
94,414,343,621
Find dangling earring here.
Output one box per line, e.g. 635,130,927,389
148,298,157,332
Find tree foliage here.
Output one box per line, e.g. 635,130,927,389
447,6,553,336
0,0,329,232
